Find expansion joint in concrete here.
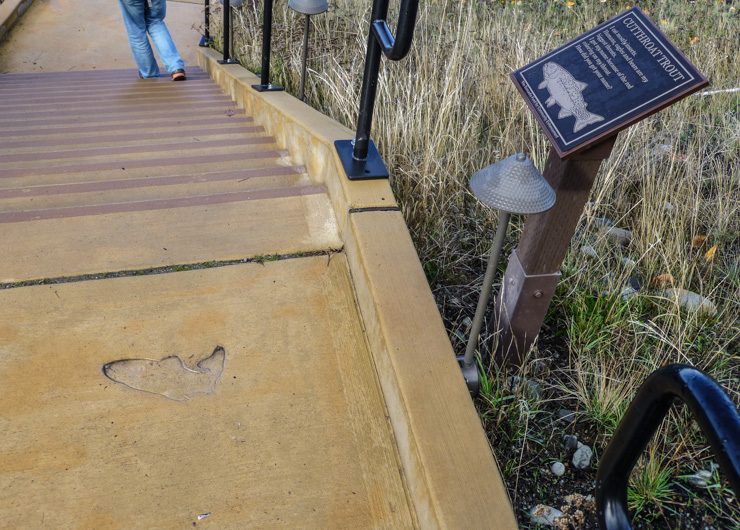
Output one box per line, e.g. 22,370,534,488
0,248,344,290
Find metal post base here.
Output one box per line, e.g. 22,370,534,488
494,250,561,365
251,83,284,92
218,58,240,65
199,36,214,47
334,140,389,180
456,355,480,396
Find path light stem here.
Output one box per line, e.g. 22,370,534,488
463,210,511,368
298,15,311,101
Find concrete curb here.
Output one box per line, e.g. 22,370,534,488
0,0,33,43
198,48,517,529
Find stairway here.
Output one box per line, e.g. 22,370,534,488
0,67,340,282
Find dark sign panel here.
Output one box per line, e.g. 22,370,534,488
512,7,708,158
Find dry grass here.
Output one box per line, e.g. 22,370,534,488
215,0,738,526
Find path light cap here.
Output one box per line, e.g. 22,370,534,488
288,0,329,15
469,152,556,215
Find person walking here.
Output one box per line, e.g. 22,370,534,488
118,0,187,80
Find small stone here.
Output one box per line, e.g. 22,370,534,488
506,376,541,400
557,409,576,423
686,469,713,488
620,285,638,301
550,461,566,477
601,226,633,246
529,504,563,526
653,143,674,156
563,434,579,452
531,359,549,376
664,202,675,213
572,442,593,470
662,288,717,316
621,256,637,268
581,245,598,258
627,275,642,291
593,217,615,229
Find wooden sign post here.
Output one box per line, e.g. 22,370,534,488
495,7,707,363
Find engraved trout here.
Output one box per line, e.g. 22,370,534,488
538,62,604,133
103,346,225,401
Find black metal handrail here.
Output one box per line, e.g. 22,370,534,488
251,0,283,92
198,0,214,47
335,0,420,180
217,0,239,65
596,364,740,530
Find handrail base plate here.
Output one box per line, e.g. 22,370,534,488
335,140,389,180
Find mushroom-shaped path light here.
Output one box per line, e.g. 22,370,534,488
289,0,329,101
460,153,556,395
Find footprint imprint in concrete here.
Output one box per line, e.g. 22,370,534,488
103,346,225,402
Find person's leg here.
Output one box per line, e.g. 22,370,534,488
118,0,160,78
145,0,185,75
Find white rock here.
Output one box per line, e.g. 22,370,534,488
550,461,566,477
686,469,713,488
593,217,615,228
663,288,717,316
621,256,637,268
572,442,593,470
664,202,675,213
529,504,563,526
602,226,633,246
620,285,638,301
581,245,598,258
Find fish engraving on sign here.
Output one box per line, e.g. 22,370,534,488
538,62,604,133
103,346,225,402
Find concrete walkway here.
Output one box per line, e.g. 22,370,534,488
0,2,517,528
0,0,203,73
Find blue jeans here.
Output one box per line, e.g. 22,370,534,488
118,0,185,78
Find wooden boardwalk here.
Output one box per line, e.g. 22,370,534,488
0,2,517,528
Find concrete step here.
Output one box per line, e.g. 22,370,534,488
0,190,339,282
0,112,249,137
0,141,282,173
0,166,309,213
0,123,264,151
0,134,276,162
0,151,294,189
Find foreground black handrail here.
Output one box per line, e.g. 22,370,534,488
251,0,284,92
218,0,239,65
596,364,740,530
335,0,420,180
198,0,214,47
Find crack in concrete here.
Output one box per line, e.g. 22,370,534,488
0,247,344,290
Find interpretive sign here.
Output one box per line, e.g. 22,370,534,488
512,7,708,157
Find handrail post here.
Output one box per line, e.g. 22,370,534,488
199,0,213,47
251,0,284,92
218,0,239,65
595,365,740,530
334,0,420,180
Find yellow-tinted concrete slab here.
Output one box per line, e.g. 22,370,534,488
0,192,340,282
0,0,203,73
0,256,415,528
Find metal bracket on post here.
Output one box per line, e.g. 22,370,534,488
335,0,419,180
251,0,284,92
199,0,214,47
218,0,239,65
456,355,480,395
